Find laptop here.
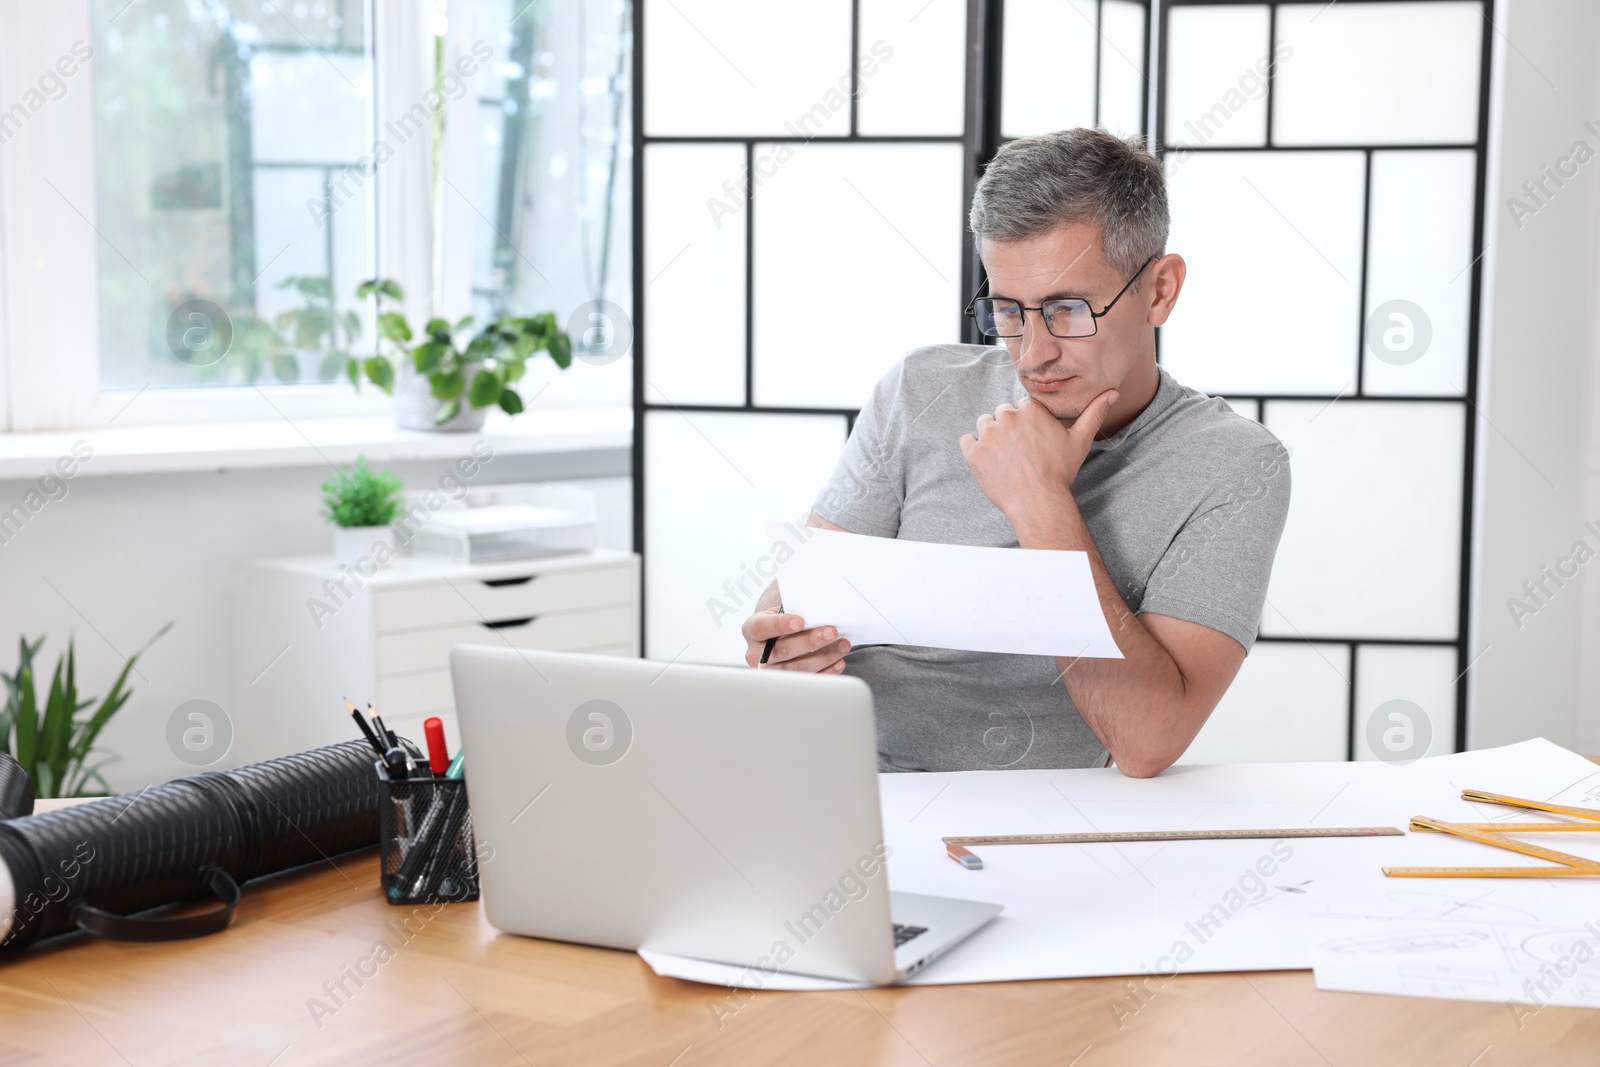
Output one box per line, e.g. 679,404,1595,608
449,645,1002,985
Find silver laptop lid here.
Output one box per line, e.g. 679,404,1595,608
449,645,899,984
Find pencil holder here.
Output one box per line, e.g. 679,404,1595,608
376,764,480,906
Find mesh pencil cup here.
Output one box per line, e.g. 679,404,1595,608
376,762,480,905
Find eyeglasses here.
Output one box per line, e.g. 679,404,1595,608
964,254,1158,340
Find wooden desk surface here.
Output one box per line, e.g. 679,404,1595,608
2,846,1598,1067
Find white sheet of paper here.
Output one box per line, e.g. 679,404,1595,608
764,521,1122,658
639,739,1600,992
1310,763,1600,1009
1312,909,1600,1010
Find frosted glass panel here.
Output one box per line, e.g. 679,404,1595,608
752,142,964,409
1273,2,1483,146
1262,400,1466,640
1178,643,1350,764
1163,152,1365,395
645,410,848,664
857,0,965,136
1363,150,1476,397
1001,0,1097,138
644,0,852,136
1164,5,1269,148
644,145,747,406
1097,0,1147,137
1353,645,1458,762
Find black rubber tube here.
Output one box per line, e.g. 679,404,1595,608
0,740,382,952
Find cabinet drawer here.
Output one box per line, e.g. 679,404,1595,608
375,607,636,675
375,564,635,632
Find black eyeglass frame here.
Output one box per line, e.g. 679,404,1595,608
963,254,1160,339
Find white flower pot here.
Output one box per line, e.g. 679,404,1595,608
334,525,397,569
393,358,488,432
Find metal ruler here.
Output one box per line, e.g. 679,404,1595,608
942,826,1404,847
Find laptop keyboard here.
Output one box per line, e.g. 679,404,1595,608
892,924,928,948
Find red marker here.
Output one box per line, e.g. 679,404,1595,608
423,717,450,776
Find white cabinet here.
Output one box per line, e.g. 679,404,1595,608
233,550,639,765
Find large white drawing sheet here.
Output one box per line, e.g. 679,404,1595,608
640,739,1600,992
1310,762,1600,1010
763,521,1122,658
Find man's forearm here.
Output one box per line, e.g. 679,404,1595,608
1011,494,1199,777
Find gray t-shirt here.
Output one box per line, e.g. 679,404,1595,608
809,344,1291,772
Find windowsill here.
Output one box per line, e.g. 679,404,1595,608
0,406,633,480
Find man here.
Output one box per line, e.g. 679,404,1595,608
741,128,1290,778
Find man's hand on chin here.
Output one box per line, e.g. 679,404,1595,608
958,389,1119,537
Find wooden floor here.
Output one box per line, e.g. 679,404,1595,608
1,846,1598,1066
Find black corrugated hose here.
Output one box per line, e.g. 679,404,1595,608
0,740,382,952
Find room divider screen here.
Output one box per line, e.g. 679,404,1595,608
1159,0,1488,763
630,0,1489,764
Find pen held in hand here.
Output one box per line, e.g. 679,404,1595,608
759,603,783,665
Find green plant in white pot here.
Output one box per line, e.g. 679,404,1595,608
347,278,573,432
322,456,404,567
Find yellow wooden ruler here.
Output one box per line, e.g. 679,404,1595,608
1384,789,1600,878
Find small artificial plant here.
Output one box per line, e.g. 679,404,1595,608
347,277,573,425
321,455,404,529
0,624,172,798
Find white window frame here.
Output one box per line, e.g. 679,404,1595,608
0,0,488,432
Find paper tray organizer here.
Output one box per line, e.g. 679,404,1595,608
398,483,598,563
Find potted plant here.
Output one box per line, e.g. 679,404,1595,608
346,278,572,431
0,625,170,798
322,455,404,566
342,10,573,431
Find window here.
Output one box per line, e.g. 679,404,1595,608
0,0,633,429
468,0,634,409
93,0,376,391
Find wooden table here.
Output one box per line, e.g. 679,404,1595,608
2,844,1599,1067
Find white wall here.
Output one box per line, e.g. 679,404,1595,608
1471,0,1600,749
0,449,629,793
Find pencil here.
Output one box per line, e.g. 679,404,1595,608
760,603,783,665
344,697,384,755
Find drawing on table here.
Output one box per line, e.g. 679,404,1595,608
1520,931,1600,977
1375,891,1542,925
1552,772,1600,806
1315,915,1600,1007
1323,928,1489,955
1316,890,1543,927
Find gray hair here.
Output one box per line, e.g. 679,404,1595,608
969,128,1168,280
